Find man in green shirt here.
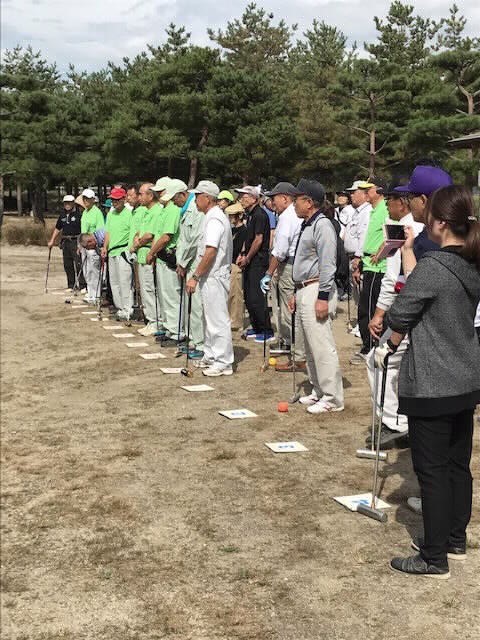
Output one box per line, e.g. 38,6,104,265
146,179,182,345
129,183,164,336
80,188,105,303
102,187,134,321
351,180,389,363
171,180,205,358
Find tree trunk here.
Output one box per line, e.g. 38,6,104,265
167,157,173,176
188,126,209,188
369,129,376,179
0,175,4,229
32,187,45,225
16,182,22,216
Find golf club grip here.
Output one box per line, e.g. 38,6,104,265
357,504,388,523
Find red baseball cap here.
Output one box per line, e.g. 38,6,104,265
110,187,127,200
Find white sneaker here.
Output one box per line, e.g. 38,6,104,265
299,391,319,406
202,366,234,377
142,324,160,336
407,497,422,515
194,359,213,369
307,401,344,414
137,326,149,336
349,325,361,338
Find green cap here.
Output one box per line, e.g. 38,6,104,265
218,190,235,203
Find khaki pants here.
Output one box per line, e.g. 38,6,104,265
138,263,157,326
109,255,134,318
157,260,181,338
297,283,343,408
277,262,305,361
228,263,245,330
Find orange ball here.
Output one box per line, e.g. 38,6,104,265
278,402,289,413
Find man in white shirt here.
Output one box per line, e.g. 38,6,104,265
365,188,423,449
186,181,234,377
260,182,306,372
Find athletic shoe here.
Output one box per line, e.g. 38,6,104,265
307,401,344,414
411,536,466,561
349,352,367,365
203,365,234,377
254,332,276,344
366,424,408,450
194,358,214,369
80,288,87,294
299,391,319,406
349,325,361,338
138,324,159,337
186,349,204,360
389,554,450,579
242,329,257,340
407,497,422,515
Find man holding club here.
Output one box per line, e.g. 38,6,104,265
80,188,105,304
102,187,134,321
48,195,85,291
186,180,234,377
172,180,205,359
260,182,306,373
290,179,344,414
129,183,164,336
147,179,182,346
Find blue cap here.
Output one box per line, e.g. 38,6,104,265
394,165,453,197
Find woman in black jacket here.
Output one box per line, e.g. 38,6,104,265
376,185,480,579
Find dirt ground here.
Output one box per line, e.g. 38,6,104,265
1,245,479,640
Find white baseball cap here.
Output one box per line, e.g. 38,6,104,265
81,188,96,199
63,195,75,202
234,185,261,198
162,179,188,202
151,176,171,192
190,180,220,198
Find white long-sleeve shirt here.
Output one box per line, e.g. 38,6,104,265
376,213,424,312
271,203,302,261
343,202,372,256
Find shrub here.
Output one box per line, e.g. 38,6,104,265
1,219,50,246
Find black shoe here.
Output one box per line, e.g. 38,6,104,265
366,424,408,450
411,537,466,561
390,554,450,579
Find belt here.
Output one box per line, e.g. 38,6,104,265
294,277,319,290
62,235,79,240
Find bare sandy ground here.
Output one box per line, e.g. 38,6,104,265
1,244,479,640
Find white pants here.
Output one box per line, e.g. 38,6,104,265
182,267,204,350
82,248,100,301
297,283,344,408
157,261,181,338
200,274,234,367
109,255,134,317
366,330,408,433
138,263,157,326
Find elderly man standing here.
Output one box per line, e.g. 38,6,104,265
170,180,205,358
260,182,306,372
290,179,344,414
129,183,164,336
80,188,104,304
235,185,273,343
350,179,389,363
102,187,134,321
186,180,233,376
48,195,84,291
147,179,182,345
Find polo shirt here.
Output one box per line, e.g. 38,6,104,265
130,204,162,265
105,207,132,257
81,205,104,234
245,204,270,262
362,199,389,273
55,209,81,236
153,201,181,251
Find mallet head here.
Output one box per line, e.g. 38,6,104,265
181,368,193,378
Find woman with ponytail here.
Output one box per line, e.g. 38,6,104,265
375,185,480,579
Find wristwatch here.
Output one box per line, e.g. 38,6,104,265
192,273,200,282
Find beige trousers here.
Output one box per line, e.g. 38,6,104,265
228,263,245,330
296,282,344,408
276,262,305,360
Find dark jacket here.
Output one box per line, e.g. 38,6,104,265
388,248,480,416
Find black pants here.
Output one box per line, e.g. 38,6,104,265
408,410,474,567
62,238,85,289
242,258,272,334
358,270,383,354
